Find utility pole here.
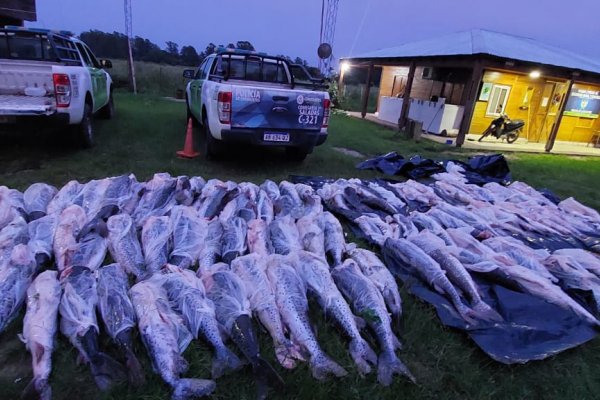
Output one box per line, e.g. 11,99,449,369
124,0,137,94
318,0,340,77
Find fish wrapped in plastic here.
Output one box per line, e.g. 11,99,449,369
100,174,143,216
160,265,243,379
221,216,247,264
292,251,377,375
332,259,415,386
73,178,113,220
260,180,280,202
169,206,206,269
318,211,347,266
133,173,178,228
198,219,223,269
197,180,239,220
0,215,29,268
27,214,58,267
97,263,145,386
232,254,304,369
59,265,126,390
200,262,284,397
174,176,194,206
142,216,172,276
256,189,274,224
266,254,347,380
269,216,301,256
23,183,58,221
348,247,403,319
0,195,15,231
0,244,36,333
107,213,145,279
0,185,25,218
131,279,215,399
46,180,83,216
278,181,304,218
246,219,271,256
19,270,61,400
296,214,325,258
71,218,108,272
53,205,87,273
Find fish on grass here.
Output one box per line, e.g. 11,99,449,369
332,259,415,386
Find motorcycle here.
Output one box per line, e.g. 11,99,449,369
478,114,524,144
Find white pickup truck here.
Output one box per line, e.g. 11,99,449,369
184,49,330,161
0,27,114,148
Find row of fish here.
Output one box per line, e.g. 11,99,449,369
0,174,414,399
316,165,600,328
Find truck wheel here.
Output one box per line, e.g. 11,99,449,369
98,92,115,119
201,115,223,160
75,103,94,148
285,147,309,162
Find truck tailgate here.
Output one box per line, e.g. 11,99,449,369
0,94,55,115
231,87,326,131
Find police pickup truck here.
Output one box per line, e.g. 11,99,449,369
0,27,114,147
184,49,330,160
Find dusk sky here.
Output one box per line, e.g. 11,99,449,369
30,0,600,66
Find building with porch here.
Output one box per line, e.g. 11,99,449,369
340,29,600,153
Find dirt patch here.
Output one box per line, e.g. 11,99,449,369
333,147,365,158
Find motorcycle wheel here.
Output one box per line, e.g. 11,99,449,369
506,130,520,144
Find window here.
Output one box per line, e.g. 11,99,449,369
195,60,206,79
263,62,288,83
83,44,101,68
214,55,289,83
486,84,511,116
202,58,212,79
0,32,55,60
75,42,92,66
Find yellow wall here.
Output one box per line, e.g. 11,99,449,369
469,70,548,139
556,83,600,143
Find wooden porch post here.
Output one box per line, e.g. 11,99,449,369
398,61,416,128
456,60,484,147
545,79,574,152
361,62,374,118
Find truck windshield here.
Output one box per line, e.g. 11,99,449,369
0,32,55,61
215,55,289,84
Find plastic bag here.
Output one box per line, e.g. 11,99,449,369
141,216,172,276
96,263,136,339
107,213,145,279
28,214,57,259
200,263,251,333
59,266,99,344
23,183,57,219
170,206,206,269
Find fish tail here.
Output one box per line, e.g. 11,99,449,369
171,378,216,400
252,356,285,391
89,352,127,391
274,340,305,369
349,338,378,376
309,352,348,380
472,301,503,322
20,378,51,400
124,347,146,387
377,351,416,386
211,346,244,379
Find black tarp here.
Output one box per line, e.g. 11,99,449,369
381,240,599,364
356,152,512,185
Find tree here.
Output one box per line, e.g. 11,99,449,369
236,41,255,51
180,45,200,66
165,41,179,56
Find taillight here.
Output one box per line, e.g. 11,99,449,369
217,91,232,124
53,73,71,107
322,98,331,128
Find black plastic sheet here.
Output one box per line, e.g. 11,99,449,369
356,152,512,185
381,240,599,364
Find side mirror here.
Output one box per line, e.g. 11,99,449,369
100,59,112,69
183,69,195,79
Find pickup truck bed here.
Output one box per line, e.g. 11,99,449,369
0,94,55,115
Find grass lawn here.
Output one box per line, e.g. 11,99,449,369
0,93,599,399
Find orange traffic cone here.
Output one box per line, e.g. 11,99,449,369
176,118,200,159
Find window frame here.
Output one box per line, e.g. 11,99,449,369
486,84,512,117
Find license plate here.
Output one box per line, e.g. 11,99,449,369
263,132,290,142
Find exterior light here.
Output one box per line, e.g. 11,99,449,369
341,62,351,73
529,70,541,79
